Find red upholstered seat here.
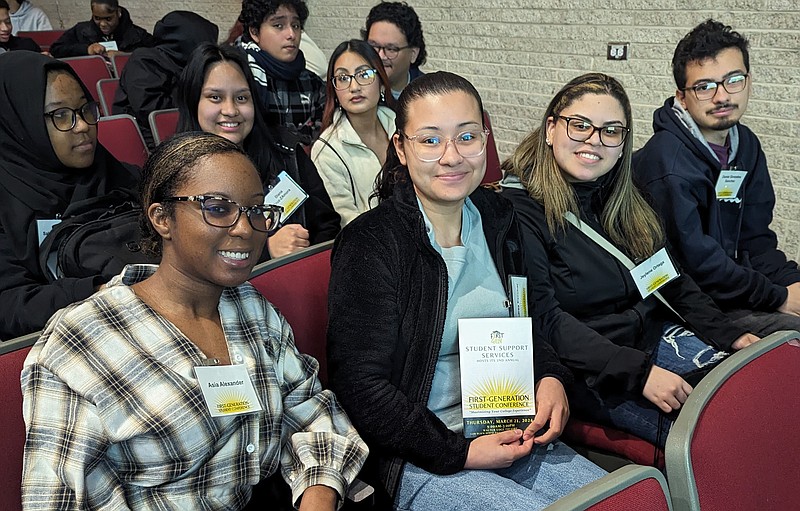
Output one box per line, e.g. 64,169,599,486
543,464,672,510
61,55,113,100
111,52,131,78
17,30,65,51
666,330,800,511
0,333,40,511
96,78,119,116
482,109,502,184
248,242,333,383
148,109,180,147
564,418,665,468
97,114,149,167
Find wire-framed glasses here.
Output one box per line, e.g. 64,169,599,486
368,42,410,60
332,69,378,90
681,73,749,101
161,195,283,233
43,101,101,132
402,129,490,162
557,116,629,147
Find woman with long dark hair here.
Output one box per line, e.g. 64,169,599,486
176,42,340,259
310,39,396,227
501,73,760,447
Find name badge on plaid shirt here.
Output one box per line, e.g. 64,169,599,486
195,364,263,417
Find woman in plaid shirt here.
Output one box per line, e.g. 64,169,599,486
21,132,367,510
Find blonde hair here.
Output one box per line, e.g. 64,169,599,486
502,73,663,261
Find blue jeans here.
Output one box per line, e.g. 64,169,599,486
590,323,728,447
394,441,606,510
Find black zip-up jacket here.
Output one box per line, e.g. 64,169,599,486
49,7,155,58
501,177,746,400
327,181,571,503
634,98,800,312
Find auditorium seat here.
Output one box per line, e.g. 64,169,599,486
249,241,333,383
17,30,65,52
0,331,41,511
564,418,664,468
111,52,131,78
97,114,149,167
148,108,180,147
482,109,502,184
61,55,113,100
96,78,120,117
543,464,672,511
665,329,800,511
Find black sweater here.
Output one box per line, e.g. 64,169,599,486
49,7,154,58
327,182,571,501
501,177,746,400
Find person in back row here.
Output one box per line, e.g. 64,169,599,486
634,20,800,335
0,52,139,339
176,43,340,258
1,0,42,52
501,72,760,447
113,10,218,148
238,0,325,145
8,0,51,35
49,0,154,58
362,1,426,99
311,39,396,227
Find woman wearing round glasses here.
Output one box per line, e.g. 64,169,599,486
22,131,368,510
0,51,139,339
327,71,605,509
500,73,759,447
177,43,340,260
311,39,396,227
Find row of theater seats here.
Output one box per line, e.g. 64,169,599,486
2,241,798,510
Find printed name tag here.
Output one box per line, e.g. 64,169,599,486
194,364,263,417
265,171,308,222
629,247,680,299
715,170,747,200
508,275,528,317
99,40,119,51
37,219,61,247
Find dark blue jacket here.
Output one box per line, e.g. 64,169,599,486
634,98,800,312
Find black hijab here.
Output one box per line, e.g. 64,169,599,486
0,51,139,265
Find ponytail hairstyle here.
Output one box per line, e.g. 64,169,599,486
373,71,484,202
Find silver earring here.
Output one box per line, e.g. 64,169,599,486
380,90,385,103
546,139,552,146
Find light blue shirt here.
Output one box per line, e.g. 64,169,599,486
419,198,510,431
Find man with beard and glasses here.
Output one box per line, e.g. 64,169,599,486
635,20,800,335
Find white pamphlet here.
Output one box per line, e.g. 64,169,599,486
458,317,535,438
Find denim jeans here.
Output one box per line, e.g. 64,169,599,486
588,323,727,448
394,440,606,510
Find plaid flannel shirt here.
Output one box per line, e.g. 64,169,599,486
243,40,326,134
21,264,367,510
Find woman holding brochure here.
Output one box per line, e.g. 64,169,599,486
326,71,604,510
177,42,339,259
500,73,760,447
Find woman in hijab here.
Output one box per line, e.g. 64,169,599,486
0,51,139,339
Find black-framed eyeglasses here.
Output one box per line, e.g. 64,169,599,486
557,116,629,148
681,73,749,101
43,101,101,132
332,68,378,90
402,129,490,162
368,42,410,60
161,195,283,233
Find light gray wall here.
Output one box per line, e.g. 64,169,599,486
35,0,800,258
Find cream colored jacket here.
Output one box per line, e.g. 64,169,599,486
311,106,396,227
